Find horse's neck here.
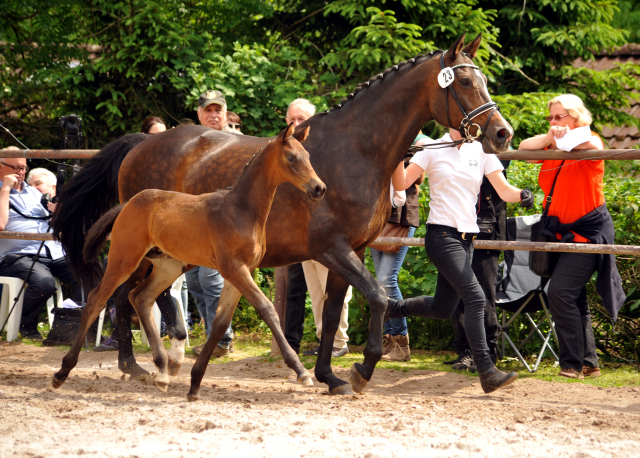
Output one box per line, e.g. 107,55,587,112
310,56,440,181
226,144,280,226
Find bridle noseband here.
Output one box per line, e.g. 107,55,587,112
439,50,500,145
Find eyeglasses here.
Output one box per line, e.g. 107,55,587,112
228,123,242,130
545,114,571,122
0,162,28,173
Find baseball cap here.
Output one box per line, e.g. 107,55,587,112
198,90,226,109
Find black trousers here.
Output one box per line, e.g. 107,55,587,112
451,249,500,355
0,254,81,334
547,251,599,372
284,263,307,354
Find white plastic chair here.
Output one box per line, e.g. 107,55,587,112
0,276,27,341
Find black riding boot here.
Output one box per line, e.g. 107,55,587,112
478,366,518,394
386,296,433,319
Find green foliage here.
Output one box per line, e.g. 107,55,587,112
612,0,640,43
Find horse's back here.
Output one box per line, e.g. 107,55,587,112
119,125,269,200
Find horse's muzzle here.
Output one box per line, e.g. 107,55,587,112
306,179,326,201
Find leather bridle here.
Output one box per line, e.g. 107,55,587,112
439,50,500,145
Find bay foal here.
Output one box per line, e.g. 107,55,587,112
52,123,324,391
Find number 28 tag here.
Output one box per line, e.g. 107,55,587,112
438,67,455,88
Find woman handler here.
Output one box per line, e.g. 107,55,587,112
518,94,625,379
389,129,534,393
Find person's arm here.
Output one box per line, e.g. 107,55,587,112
0,175,18,231
392,162,425,191
486,170,534,209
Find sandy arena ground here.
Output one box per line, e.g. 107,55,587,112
1,342,639,458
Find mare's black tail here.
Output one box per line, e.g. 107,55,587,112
51,133,149,290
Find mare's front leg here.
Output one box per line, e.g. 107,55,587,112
188,282,242,401
316,247,387,394
116,261,153,380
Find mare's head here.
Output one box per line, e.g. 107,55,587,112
273,123,326,201
432,34,513,154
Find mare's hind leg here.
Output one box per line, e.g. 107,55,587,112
115,261,154,380
316,247,387,394
155,287,187,376
128,259,184,392
188,282,242,401
53,266,142,388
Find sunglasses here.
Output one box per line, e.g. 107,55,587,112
228,123,242,129
545,114,571,122
0,162,29,173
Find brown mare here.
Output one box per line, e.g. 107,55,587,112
52,34,513,398
52,123,323,391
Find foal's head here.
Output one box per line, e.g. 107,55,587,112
432,33,513,155
273,123,326,201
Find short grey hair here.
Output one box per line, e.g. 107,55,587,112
548,94,592,127
27,168,56,187
287,98,316,118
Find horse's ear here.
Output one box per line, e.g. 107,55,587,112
446,33,466,60
281,122,295,143
293,125,310,143
461,33,482,59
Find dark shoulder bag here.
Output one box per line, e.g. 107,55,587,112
529,161,564,277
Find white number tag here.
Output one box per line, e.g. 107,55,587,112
438,67,455,88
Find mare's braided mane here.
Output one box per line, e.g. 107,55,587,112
320,49,446,114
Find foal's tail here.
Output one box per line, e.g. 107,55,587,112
83,205,125,268
51,133,149,289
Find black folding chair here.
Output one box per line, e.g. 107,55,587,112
495,215,559,372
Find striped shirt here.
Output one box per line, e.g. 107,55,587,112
0,181,65,262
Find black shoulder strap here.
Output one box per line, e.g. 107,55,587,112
9,203,51,220
542,160,564,215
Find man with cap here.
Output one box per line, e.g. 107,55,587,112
187,89,236,357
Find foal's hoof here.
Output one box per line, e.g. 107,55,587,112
51,373,66,389
350,364,368,394
155,380,169,393
329,383,354,396
297,372,314,387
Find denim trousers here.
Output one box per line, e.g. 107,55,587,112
451,249,500,355
371,226,416,336
423,225,492,372
547,251,599,372
185,266,232,348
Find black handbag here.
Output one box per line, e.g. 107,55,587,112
529,161,564,277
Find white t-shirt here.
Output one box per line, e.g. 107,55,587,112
410,133,504,232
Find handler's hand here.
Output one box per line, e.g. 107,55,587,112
520,188,535,209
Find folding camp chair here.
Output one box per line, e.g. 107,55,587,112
495,214,559,372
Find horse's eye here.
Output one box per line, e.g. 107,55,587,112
287,155,295,163
460,78,471,87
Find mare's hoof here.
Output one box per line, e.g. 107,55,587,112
187,390,199,402
329,383,354,396
119,361,151,379
51,373,66,389
297,372,314,386
167,360,182,377
350,364,368,394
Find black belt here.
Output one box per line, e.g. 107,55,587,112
427,224,479,241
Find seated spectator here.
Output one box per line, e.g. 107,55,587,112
227,112,243,134
26,168,57,199
0,154,83,340
141,117,166,134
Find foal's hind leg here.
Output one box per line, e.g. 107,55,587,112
188,282,242,401
154,286,187,376
128,259,184,392
53,269,139,388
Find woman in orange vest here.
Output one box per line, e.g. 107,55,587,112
518,94,625,379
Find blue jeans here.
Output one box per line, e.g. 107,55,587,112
370,226,416,336
185,266,232,348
